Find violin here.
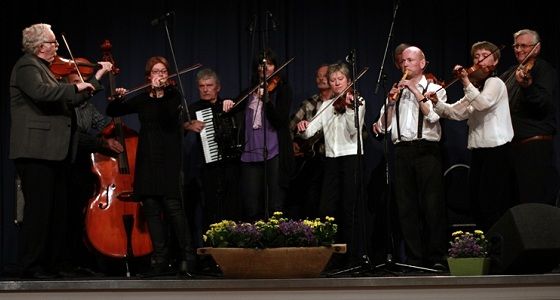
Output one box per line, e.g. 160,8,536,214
266,75,281,92
519,57,535,73
425,72,444,86
50,55,100,80
457,63,496,86
516,56,536,85
333,87,359,114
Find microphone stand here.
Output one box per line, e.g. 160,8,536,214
161,16,192,123
149,13,194,279
261,55,270,219
374,0,399,95
371,2,438,274
327,51,371,276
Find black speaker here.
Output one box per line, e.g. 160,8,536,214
487,203,560,274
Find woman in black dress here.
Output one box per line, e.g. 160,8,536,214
110,56,193,276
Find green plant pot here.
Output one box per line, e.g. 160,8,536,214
447,257,490,276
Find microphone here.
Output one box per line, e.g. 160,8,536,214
266,11,277,31
151,11,175,26
346,49,356,64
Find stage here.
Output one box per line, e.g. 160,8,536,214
1,272,560,299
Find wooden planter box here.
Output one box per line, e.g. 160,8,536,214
197,244,346,279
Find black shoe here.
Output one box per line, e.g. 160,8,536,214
57,269,81,278
431,263,449,272
22,270,58,280
177,260,193,278
74,266,105,277
138,262,173,278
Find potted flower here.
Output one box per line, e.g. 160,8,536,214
198,212,346,278
447,230,490,276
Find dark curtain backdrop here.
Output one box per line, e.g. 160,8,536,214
2,0,560,270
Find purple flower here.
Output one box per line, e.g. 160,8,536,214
203,212,338,248
448,230,488,258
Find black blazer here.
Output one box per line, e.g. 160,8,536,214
9,53,101,161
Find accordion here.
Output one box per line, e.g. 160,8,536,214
195,107,242,163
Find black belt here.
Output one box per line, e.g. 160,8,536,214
395,139,438,147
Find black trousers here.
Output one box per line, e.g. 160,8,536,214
469,143,516,231
320,155,364,261
15,158,69,275
142,196,193,264
511,140,559,206
393,141,447,266
240,156,285,221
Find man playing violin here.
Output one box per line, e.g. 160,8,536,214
9,23,113,279
372,46,448,271
500,29,560,207
426,41,515,231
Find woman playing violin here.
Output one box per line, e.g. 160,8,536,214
110,56,195,276
426,41,514,231
222,48,294,221
499,29,559,207
297,61,366,265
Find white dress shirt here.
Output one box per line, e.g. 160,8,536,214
299,96,365,157
433,76,513,149
377,76,446,143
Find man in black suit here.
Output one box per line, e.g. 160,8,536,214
9,23,113,278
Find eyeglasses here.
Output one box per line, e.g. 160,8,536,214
43,40,59,46
512,43,536,50
151,69,168,75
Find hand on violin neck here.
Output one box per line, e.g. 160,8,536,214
151,76,168,89
345,91,354,104
515,68,533,87
94,61,113,80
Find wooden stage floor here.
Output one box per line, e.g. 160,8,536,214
2,268,560,300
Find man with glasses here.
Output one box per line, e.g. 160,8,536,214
500,29,560,207
9,23,113,279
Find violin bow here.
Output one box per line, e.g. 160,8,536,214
60,33,87,83
230,57,295,110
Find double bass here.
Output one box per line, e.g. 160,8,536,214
85,40,152,266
